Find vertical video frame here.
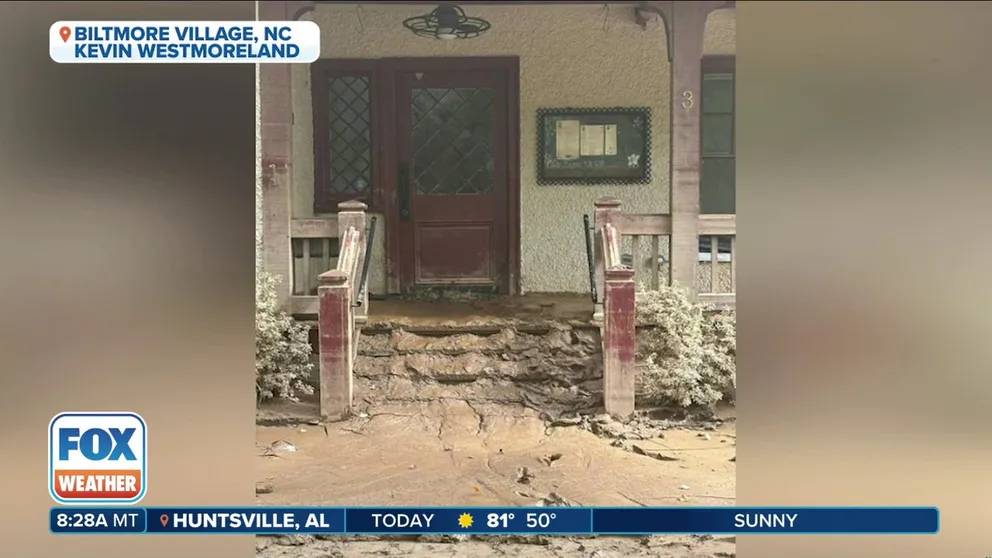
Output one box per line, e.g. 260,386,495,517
255,2,736,555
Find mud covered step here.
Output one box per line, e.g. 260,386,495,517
351,325,603,415
356,327,601,358
355,352,601,384
353,374,603,412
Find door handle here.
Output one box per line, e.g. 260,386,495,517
398,162,411,221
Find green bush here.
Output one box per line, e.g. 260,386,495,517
255,271,314,402
635,286,736,412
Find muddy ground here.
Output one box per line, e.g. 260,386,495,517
255,401,735,557
257,300,735,557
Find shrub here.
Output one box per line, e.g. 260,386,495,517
635,286,736,412
255,271,314,402
701,307,736,404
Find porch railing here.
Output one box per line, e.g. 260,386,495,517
591,196,736,419
697,214,737,308
591,197,736,319
314,200,370,421
290,217,339,313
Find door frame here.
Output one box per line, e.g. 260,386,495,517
378,56,521,296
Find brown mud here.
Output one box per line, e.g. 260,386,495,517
257,309,735,557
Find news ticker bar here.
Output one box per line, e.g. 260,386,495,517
50,506,939,535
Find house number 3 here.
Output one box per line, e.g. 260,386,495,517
681,91,694,109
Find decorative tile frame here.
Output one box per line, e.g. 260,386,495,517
536,107,652,186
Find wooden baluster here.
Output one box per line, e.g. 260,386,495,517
290,239,300,295
301,239,312,295
709,235,718,293
730,236,736,293
650,235,660,290
631,235,641,287
321,238,330,274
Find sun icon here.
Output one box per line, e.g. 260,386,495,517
457,513,474,529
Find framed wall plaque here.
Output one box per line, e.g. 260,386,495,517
536,107,652,185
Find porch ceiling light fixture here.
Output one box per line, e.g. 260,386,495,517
402,3,491,40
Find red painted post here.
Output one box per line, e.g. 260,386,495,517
603,266,636,419
317,269,353,421
593,197,622,322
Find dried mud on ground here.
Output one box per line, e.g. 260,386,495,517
255,400,736,558
255,534,736,557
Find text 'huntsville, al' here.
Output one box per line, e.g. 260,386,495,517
169,511,332,530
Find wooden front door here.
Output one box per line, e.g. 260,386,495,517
394,67,510,294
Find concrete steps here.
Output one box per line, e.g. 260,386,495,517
352,324,604,416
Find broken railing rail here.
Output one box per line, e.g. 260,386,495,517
583,214,598,304
355,215,377,308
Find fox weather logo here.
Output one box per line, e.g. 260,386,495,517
48,412,147,505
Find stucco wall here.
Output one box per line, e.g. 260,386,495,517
704,7,736,55
290,4,735,294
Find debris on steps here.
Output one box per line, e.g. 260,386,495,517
352,324,603,418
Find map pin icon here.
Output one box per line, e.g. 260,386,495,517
160,514,169,527
59,26,71,43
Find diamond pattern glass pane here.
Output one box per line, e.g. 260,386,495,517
327,76,371,195
411,88,494,195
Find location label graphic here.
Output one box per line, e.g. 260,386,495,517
49,21,321,64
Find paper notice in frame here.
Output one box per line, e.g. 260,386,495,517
580,125,605,156
555,120,581,160
604,124,618,156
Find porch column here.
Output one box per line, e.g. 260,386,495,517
258,1,314,308
657,1,729,298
